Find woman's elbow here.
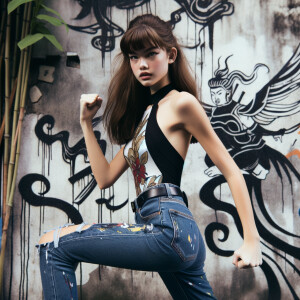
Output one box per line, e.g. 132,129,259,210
94,176,113,190
97,179,113,190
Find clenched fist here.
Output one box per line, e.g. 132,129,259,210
80,94,103,124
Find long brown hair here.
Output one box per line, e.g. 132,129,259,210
103,14,198,145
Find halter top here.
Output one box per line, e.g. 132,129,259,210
123,84,184,196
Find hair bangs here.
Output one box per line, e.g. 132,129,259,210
120,25,165,55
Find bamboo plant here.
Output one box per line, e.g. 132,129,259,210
0,0,68,296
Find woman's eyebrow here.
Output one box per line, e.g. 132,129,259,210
129,47,158,55
144,46,158,51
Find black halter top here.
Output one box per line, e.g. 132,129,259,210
123,84,184,196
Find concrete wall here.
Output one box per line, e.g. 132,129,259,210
4,0,299,299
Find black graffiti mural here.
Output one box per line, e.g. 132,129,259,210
170,0,234,49
68,0,233,62
19,174,84,224
68,0,152,65
200,45,300,299
18,115,128,223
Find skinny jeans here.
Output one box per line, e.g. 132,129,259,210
35,183,216,299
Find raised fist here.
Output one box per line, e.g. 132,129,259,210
80,94,103,123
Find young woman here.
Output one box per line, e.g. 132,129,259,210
36,14,262,300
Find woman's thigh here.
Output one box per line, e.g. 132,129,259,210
36,192,206,274
36,221,183,272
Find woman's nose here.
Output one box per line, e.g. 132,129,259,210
139,58,148,69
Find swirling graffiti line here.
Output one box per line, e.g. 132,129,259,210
19,174,84,224
18,114,128,224
35,114,107,205
68,0,152,66
200,45,300,298
201,175,300,300
170,0,234,49
67,0,234,61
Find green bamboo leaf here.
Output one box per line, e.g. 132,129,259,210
34,22,51,35
64,23,69,33
7,0,34,14
41,4,69,33
36,14,64,27
40,4,61,18
17,33,44,50
44,34,63,51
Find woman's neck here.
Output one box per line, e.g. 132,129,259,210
150,76,171,94
149,82,175,106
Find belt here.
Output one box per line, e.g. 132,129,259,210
131,185,188,212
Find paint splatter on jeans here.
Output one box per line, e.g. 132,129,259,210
35,183,216,299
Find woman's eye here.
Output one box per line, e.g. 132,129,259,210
129,55,138,60
148,52,157,57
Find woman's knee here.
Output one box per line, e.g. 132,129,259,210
38,230,54,244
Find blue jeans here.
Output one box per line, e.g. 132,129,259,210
35,183,216,299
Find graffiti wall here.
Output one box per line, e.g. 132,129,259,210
4,0,299,299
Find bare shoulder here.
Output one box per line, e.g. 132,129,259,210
170,91,203,116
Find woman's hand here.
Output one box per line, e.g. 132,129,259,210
232,239,263,269
80,94,103,124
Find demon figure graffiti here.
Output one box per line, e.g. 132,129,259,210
200,44,300,300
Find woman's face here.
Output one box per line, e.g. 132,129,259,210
129,47,174,94
210,87,230,106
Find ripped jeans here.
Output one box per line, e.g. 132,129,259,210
35,183,216,300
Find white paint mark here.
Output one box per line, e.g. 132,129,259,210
38,65,55,83
121,222,129,228
30,85,42,103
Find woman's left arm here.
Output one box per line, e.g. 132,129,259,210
176,93,263,269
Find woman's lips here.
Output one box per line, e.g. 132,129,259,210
140,73,151,80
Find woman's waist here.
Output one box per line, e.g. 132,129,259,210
131,183,187,212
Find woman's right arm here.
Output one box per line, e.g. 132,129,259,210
80,94,129,189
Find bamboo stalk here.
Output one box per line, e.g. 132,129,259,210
19,10,31,108
2,2,11,233
0,2,7,121
7,45,31,202
0,2,7,47
0,204,11,298
0,78,17,146
4,3,29,211
0,2,33,296
11,6,21,91
8,107,25,202
9,3,28,139
0,42,5,122
4,0,30,213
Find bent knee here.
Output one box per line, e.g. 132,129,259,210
38,224,92,244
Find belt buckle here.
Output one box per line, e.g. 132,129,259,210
131,201,136,212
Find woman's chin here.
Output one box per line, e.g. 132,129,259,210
139,80,154,87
